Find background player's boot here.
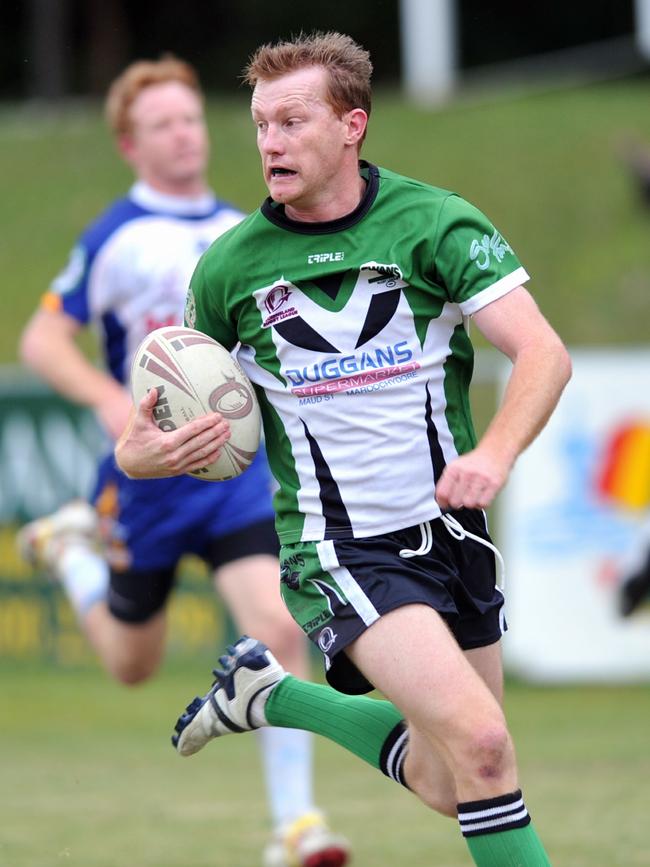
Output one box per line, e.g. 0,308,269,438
16,499,100,578
173,636,286,756
263,811,350,867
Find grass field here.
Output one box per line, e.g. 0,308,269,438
1,77,650,364
2,77,650,866
2,659,650,867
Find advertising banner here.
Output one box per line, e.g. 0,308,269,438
500,349,650,681
0,370,106,524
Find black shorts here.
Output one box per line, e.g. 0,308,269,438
107,517,279,624
279,509,506,694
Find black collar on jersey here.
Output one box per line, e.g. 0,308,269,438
260,161,379,235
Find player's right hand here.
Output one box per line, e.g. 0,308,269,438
114,388,230,479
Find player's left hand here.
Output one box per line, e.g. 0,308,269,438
435,447,512,512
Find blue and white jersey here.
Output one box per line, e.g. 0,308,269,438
44,181,244,383
43,183,275,566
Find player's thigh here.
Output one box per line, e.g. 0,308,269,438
345,603,505,738
464,639,504,705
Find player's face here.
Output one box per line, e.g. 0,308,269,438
251,66,366,220
122,81,209,193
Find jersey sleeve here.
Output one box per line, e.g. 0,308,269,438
433,194,529,315
184,254,238,350
41,241,92,323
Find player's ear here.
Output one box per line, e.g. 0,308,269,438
344,108,367,147
117,133,136,163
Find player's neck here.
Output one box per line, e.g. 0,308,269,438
284,174,367,223
138,174,210,200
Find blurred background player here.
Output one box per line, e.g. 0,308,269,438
17,55,348,867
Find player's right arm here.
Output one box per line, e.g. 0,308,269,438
115,389,230,479
115,249,235,479
19,307,132,440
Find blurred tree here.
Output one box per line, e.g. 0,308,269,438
460,0,635,68
28,0,69,99
83,0,129,94
0,0,639,100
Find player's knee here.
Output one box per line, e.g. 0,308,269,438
109,656,159,685
461,720,513,785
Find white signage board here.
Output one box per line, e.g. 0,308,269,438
499,349,650,681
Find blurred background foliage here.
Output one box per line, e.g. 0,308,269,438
0,1,636,98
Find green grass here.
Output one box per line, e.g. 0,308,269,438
1,78,650,365
2,660,650,866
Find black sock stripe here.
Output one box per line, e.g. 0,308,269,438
379,720,410,788
458,788,522,814
460,812,531,837
457,790,531,838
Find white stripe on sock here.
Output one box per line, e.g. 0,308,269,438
386,729,409,782
459,807,529,833
458,797,525,821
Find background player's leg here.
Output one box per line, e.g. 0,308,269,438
83,604,167,684
215,554,310,677
215,554,349,866
17,499,169,684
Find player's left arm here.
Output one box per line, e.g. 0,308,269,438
435,285,572,511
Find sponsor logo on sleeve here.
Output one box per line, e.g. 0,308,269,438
469,230,513,271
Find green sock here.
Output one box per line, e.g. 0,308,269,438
265,675,407,777
465,824,550,866
458,791,551,866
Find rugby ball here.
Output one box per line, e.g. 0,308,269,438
130,326,261,481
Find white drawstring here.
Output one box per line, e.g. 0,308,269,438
398,514,506,591
440,513,506,591
399,521,433,558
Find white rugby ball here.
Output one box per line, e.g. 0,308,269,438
130,326,261,481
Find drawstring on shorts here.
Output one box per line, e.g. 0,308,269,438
398,514,506,590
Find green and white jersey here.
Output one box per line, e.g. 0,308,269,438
186,163,528,544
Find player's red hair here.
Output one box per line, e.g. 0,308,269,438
243,31,372,141
105,55,203,137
